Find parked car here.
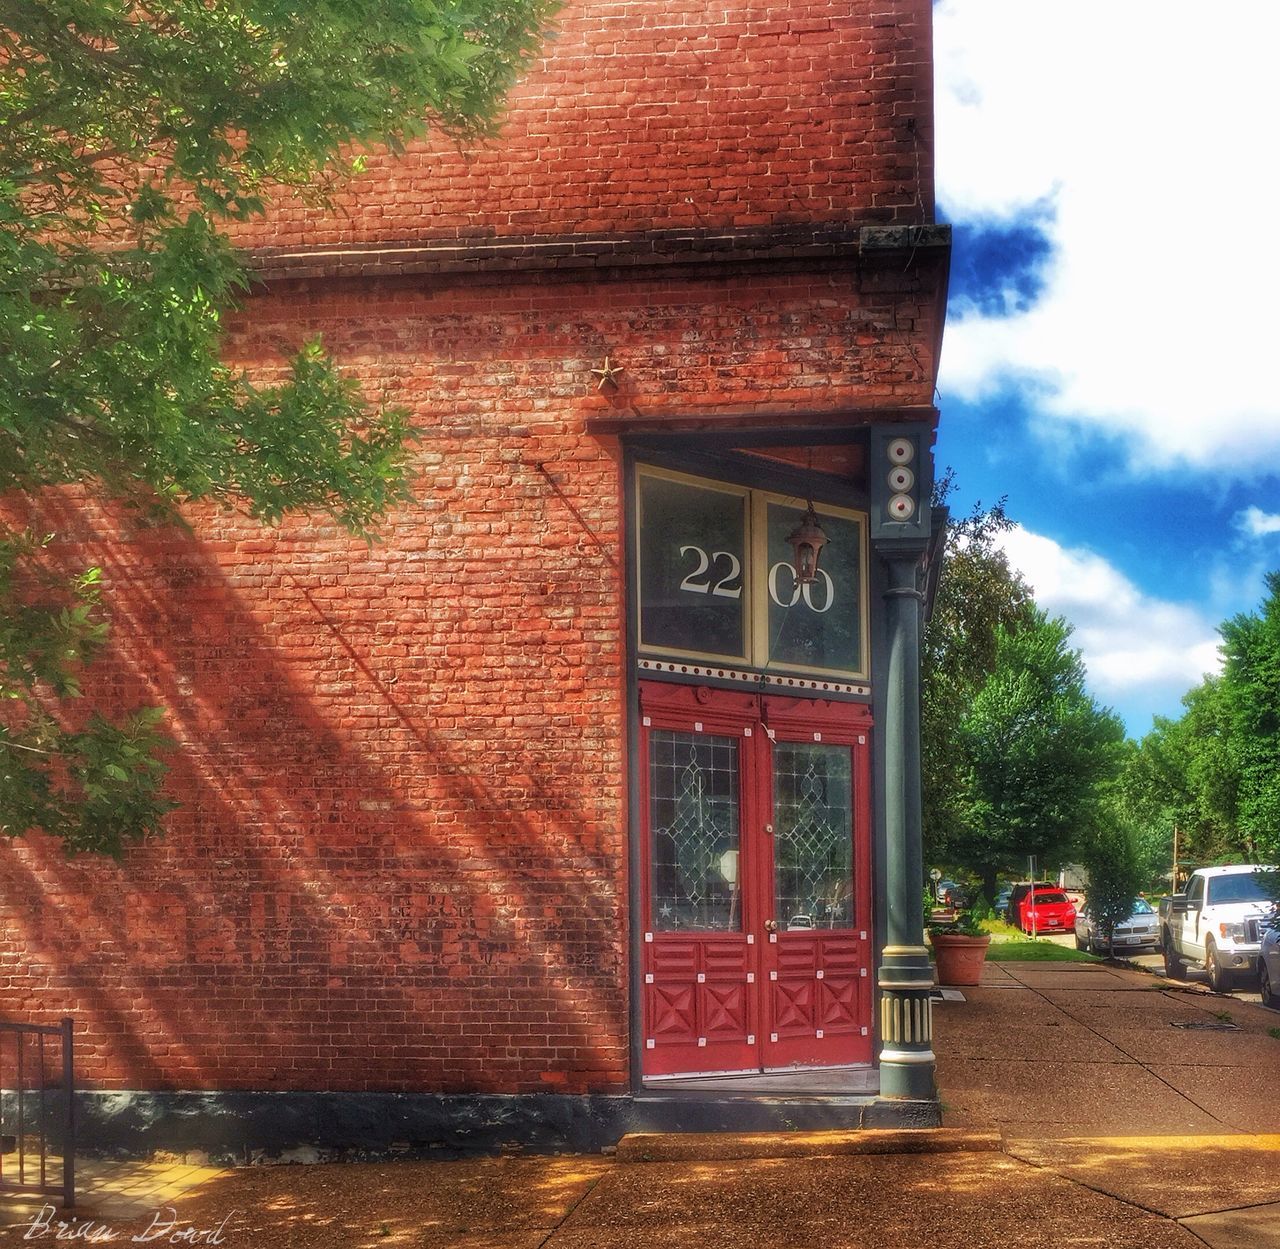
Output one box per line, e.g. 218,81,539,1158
1004,882,1036,924
1074,898,1159,953
1159,864,1278,992
1006,882,1073,929
1260,919,1280,1010
994,885,1013,915
1014,887,1076,934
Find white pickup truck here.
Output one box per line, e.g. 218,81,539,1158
1159,865,1279,992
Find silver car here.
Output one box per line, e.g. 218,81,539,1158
1260,919,1280,1009
1074,898,1159,953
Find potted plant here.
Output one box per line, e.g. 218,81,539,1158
928,907,992,986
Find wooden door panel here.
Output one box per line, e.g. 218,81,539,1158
644,935,757,1075
764,931,871,1066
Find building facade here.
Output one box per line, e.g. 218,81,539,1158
1,0,950,1154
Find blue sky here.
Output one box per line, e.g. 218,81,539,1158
932,1,1280,737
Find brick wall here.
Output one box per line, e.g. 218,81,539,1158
0,263,937,1093
0,0,943,1099
234,0,936,253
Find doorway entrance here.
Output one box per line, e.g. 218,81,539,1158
639,681,873,1079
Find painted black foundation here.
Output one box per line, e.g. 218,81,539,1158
62,1091,941,1163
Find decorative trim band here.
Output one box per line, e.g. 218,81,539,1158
639,659,870,697
877,1048,938,1065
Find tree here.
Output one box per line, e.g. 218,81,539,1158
1,1,555,854
1219,571,1280,863
955,611,1126,902
921,480,1035,865
1114,679,1242,884
1078,809,1147,953
1116,579,1280,874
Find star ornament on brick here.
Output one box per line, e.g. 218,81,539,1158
590,355,624,391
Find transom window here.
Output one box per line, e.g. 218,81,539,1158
636,465,868,680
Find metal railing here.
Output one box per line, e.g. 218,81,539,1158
0,1017,74,1210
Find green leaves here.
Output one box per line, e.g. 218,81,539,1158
1117,572,1280,869
921,477,1125,894
959,611,1125,875
1220,572,1280,860
2,0,556,516
1079,819,1146,950
0,530,173,856
0,0,555,851
921,483,1036,865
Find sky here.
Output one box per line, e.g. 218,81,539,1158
932,1,1280,738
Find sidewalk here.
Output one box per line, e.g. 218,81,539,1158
2,961,1277,1247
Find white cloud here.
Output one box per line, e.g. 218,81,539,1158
997,526,1221,713
1237,506,1280,537
934,2,1280,473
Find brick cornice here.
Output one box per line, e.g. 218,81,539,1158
242,224,951,284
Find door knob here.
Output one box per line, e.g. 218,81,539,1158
765,919,779,933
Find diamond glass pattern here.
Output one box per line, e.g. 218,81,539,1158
649,730,741,931
772,743,853,928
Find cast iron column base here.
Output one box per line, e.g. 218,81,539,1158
877,947,936,1100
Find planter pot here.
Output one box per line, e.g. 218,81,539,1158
930,932,992,986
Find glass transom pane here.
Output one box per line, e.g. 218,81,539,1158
764,501,862,674
638,473,748,660
772,742,854,930
649,730,742,932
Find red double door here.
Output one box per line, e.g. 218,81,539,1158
639,681,874,1078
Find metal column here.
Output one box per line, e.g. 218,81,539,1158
876,549,936,1100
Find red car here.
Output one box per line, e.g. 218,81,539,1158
1017,887,1077,934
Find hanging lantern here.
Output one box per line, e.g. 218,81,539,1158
786,502,828,585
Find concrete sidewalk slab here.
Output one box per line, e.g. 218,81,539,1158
935,985,1074,1016
1053,992,1227,1023
938,958,1280,1138
1079,1025,1280,1068
0,1154,228,1221
1151,1064,1280,1133
1182,1203,1280,1249
1004,969,1141,990
554,1152,1199,1249
1175,993,1280,1031
0,1145,1248,1249
1005,1135,1280,1220
934,1023,1126,1064
1038,988,1190,1010
935,1056,1228,1135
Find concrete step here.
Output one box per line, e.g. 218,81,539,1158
615,1127,1001,1163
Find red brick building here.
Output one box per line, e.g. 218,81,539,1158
2,0,950,1153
